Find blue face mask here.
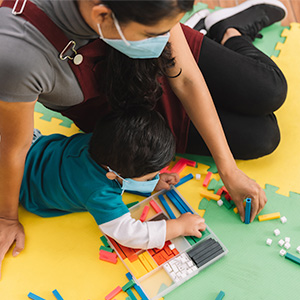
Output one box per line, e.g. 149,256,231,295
97,13,170,59
107,167,160,193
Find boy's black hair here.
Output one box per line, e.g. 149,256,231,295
89,107,176,178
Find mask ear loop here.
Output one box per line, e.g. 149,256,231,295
96,4,130,46
97,23,104,38
111,12,130,46
107,166,128,182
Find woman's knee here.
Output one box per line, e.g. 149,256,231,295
255,68,288,114
230,114,281,160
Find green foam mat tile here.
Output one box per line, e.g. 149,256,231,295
253,23,287,57
180,3,208,24
34,101,75,128
165,185,300,300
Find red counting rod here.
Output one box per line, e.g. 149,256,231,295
203,172,212,187
140,205,150,222
149,199,162,213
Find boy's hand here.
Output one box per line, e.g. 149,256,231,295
155,173,180,191
166,213,206,241
177,213,206,238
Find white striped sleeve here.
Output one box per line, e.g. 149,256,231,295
99,212,166,249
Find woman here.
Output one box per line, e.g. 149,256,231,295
0,0,287,277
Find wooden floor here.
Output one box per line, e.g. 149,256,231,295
199,0,300,26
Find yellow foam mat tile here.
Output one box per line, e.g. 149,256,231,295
236,23,300,196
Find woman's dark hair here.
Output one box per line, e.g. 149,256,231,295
89,107,176,178
101,1,194,26
100,0,194,110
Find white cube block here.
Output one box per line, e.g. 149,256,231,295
178,265,185,272
280,216,287,224
195,174,201,180
279,249,286,256
168,243,175,250
169,271,176,280
278,239,285,247
274,229,280,236
172,264,179,273
285,237,290,243
217,199,223,207
180,254,187,263
296,246,300,254
266,238,272,246
284,242,291,250
164,263,172,273
187,261,194,267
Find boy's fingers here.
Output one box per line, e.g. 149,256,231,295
168,173,180,184
198,223,206,231
194,231,202,238
162,181,171,190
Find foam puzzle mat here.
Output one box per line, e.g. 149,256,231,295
1,7,300,300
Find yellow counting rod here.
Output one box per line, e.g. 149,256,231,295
124,258,148,279
258,212,281,222
199,190,221,201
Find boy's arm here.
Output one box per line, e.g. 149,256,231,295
99,212,206,250
99,212,166,249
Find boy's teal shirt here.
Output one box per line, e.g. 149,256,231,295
20,133,129,225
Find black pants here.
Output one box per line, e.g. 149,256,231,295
186,35,287,159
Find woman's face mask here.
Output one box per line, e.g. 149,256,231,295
97,12,170,59
107,167,160,193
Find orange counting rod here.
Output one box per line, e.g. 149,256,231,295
258,212,281,222
107,236,138,262
107,237,126,259
153,252,167,265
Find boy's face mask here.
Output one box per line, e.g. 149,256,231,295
97,12,170,59
107,167,160,193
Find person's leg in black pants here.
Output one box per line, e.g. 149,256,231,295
186,34,287,159
186,0,288,159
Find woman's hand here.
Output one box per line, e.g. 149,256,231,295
221,166,267,223
154,172,180,191
0,218,25,279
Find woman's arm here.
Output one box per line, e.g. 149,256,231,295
0,99,36,278
167,24,267,222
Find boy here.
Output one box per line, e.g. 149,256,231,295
20,107,206,249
